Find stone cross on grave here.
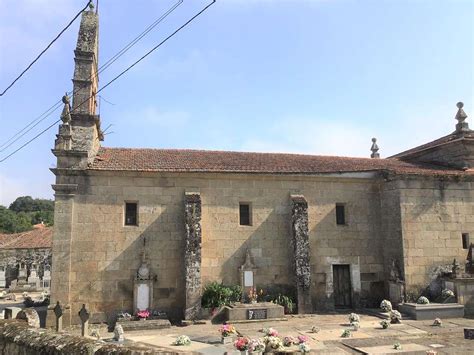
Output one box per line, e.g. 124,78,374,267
53,301,63,332
240,249,257,302
78,304,90,337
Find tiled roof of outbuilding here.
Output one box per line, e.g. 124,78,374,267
0,227,52,250
88,147,473,176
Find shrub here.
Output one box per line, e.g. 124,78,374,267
201,282,241,309
273,294,295,314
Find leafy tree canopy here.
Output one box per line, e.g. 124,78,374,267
0,196,54,234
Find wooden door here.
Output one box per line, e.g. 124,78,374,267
333,264,352,308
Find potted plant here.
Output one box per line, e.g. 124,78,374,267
219,324,237,344
234,337,250,354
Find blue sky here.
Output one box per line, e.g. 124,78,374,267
0,0,472,206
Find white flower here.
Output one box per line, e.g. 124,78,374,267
299,343,311,353
173,335,191,346
348,313,360,323
380,299,392,312
417,296,430,304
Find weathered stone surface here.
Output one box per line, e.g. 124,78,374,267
184,192,202,320
290,195,312,313
0,320,173,354
16,309,40,328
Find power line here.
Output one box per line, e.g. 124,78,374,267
0,0,216,163
0,1,92,97
0,0,183,151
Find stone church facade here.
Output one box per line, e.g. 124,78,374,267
50,9,474,324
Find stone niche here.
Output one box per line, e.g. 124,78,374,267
133,252,154,312
240,249,257,301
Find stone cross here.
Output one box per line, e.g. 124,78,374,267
78,304,90,337
53,301,63,332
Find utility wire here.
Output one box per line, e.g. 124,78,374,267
0,0,183,151
0,1,92,97
0,0,216,163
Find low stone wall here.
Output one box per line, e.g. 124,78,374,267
0,320,180,354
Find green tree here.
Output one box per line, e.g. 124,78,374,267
0,207,32,233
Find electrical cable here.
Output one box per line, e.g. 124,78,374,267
0,0,183,151
0,0,216,163
0,1,92,97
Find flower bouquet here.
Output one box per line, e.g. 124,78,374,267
219,324,237,344
248,338,265,353
417,296,430,304
348,313,360,323
234,337,250,352
264,336,284,351
136,309,150,320
433,318,442,326
380,299,393,312
283,336,295,347
297,335,309,344
380,319,390,329
173,335,191,346
263,327,279,337
248,287,258,304
390,310,402,324
341,329,352,338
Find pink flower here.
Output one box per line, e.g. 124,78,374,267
234,337,249,351
136,310,150,319
298,335,309,344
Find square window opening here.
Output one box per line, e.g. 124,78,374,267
462,233,470,249
125,202,138,226
239,203,251,226
336,204,346,225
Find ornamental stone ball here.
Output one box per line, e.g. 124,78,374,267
457,102,464,109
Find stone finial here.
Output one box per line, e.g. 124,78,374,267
60,94,71,125
78,304,90,337
370,138,380,159
455,101,470,133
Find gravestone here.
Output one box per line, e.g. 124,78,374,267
133,243,154,312
0,266,6,288
78,304,90,337
17,263,27,287
240,249,257,302
464,328,474,340
28,264,40,289
42,267,51,290
54,301,63,332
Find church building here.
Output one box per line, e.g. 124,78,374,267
50,8,474,324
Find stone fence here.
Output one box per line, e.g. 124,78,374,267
0,320,180,355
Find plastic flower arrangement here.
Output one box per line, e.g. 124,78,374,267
264,336,284,351
234,337,250,351
219,324,237,337
348,313,360,323
264,327,279,337
299,343,311,353
417,296,430,304
390,310,402,324
248,287,258,303
352,321,360,331
433,318,442,326
297,335,309,344
283,336,295,347
341,329,352,338
393,342,402,350
442,289,454,298
136,310,150,319
380,320,390,329
248,338,265,352
173,335,191,346
380,299,393,312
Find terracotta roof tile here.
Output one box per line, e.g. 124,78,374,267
0,227,52,250
88,147,473,176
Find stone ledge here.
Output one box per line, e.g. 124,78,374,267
117,319,171,331
0,320,176,354
399,303,465,320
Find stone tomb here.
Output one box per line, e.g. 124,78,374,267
223,302,285,323
398,303,464,320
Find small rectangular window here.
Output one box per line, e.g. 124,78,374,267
462,233,470,249
336,204,346,225
239,203,251,226
125,202,138,226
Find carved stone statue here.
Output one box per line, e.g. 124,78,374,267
389,259,402,282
